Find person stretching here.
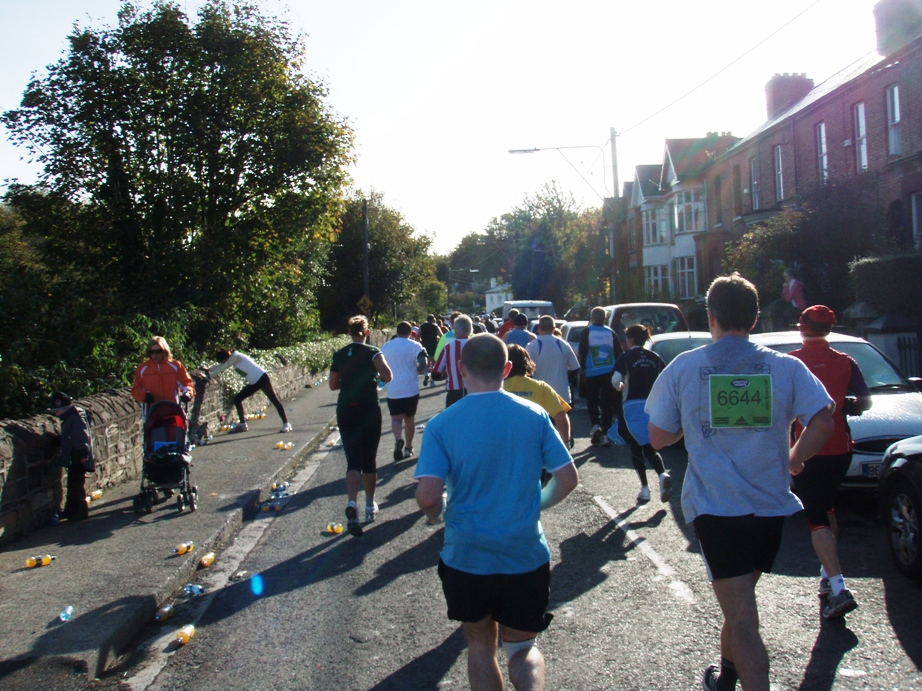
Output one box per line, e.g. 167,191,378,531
206,349,292,434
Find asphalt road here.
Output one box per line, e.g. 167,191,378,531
25,383,922,690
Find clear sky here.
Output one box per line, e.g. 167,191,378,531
0,0,881,254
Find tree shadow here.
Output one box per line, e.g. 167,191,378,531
367,627,466,691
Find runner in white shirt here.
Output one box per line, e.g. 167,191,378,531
381,322,429,460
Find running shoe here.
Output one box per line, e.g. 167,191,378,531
659,472,673,502
818,577,832,596
365,501,378,523
280,422,292,433
701,664,719,691
423,374,430,386
637,486,651,503
601,435,612,447
822,589,858,619
590,424,602,445
394,439,405,462
345,503,363,537
403,446,413,459
231,422,248,433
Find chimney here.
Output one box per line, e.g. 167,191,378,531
875,0,922,55
765,73,814,120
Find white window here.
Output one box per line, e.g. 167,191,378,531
774,145,784,202
627,217,636,252
854,102,868,172
750,157,760,210
642,208,667,245
673,190,704,233
887,84,902,156
912,192,922,250
644,265,669,295
815,122,828,183
673,256,696,299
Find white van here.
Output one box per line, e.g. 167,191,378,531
502,300,556,320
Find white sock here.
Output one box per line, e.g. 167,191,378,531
829,574,846,596
820,565,829,579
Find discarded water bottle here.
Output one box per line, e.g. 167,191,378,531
183,584,206,596
326,522,344,534
89,489,103,501
198,552,215,569
173,541,194,555
154,604,174,622
26,554,56,568
174,624,195,645
272,482,288,493
59,605,74,622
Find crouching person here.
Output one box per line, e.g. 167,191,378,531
49,392,96,522
415,333,578,690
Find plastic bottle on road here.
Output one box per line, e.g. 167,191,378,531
154,604,174,622
183,584,206,596
59,605,74,622
198,552,215,569
173,541,194,555
89,489,103,501
174,624,195,645
26,554,56,568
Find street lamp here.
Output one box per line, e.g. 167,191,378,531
508,130,621,303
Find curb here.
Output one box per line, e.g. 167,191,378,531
92,417,335,677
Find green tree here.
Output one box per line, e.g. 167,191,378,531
3,0,353,343
318,191,434,330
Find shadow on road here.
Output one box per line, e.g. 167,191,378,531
796,618,859,690
366,627,466,691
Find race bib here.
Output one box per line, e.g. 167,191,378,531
589,345,614,368
709,374,772,428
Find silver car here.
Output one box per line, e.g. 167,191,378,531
751,331,922,488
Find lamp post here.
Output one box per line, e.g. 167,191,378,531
508,132,620,303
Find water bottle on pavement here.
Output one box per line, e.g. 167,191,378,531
183,584,206,596
174,624,195,645
173,541,194,555
26,555,56,568
59,605,74,622
89,489,103,501
198,552,215,569
154,604,174,622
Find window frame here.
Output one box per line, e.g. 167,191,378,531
673,189,704,234
912,191,922,250
815,121,828,183
642,207,667,246
887,83,902,156
644,264,669,296
673,256,697,300
853,102,868,172
773,145,784,202
750,157,760,210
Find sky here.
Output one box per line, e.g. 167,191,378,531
0,0,882,254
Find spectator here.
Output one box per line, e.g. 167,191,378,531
205,349,291,434
782,267,807,312
49,392,95,523
131,336,194,413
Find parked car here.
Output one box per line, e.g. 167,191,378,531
751,331,922,488
529,318,566,334
603,303,689,346
649,331,713,365
879,435,922,578
502,300,556,320
560,321,589,349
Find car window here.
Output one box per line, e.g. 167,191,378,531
566,326,585,344
652,337,712,364
614,307,684,338
769,342,910,391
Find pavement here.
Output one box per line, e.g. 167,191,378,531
0,374,342,679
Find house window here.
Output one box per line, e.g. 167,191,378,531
815,122,828,183
750,157,760,210
887,84,902,156
642,208,667,245
912,192,922,250
713,176,722,225
627,217,636,253
644,265,669,296
673,256,696,299
674,189,704,233
733,164,743,217
854,102,868,172
774,145,784,202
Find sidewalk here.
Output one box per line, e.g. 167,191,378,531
0,378,340,678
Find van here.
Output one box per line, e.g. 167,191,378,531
502,300,556,321
603,302,688,345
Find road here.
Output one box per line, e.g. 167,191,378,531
108,385,922,690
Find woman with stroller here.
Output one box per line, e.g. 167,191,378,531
204,349,292,433
611,323,673,504
131,337,194,411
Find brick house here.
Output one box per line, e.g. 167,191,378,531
616,0,922,301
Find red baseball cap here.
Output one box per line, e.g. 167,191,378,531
799,305,836,337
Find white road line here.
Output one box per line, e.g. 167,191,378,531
593,496,696,604
126,439,334,690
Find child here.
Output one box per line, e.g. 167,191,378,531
49,392,96,522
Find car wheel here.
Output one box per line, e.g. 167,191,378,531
886,479,922,579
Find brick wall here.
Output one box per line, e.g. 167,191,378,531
0,331,388,547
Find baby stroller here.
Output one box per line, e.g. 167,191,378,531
133,400,198,514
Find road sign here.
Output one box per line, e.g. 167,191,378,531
358,295,373,314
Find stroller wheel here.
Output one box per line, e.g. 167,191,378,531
188,492,197,512
143,491,154,514
133,495,143,515
176,495,185,512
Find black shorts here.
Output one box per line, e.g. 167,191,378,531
337,402,382,474
792,452,851,527
386,394,420,417
438,559,552,634
693,514,785,581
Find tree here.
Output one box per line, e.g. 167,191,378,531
2,0,353,343
318,191,434,330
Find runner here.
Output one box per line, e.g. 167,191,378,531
578,306,622,447
646,273,833,691
381,321,427,461
329,316,393,536
432,315,472,408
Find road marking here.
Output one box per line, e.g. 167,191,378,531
593,496,696,604
125,440,334,690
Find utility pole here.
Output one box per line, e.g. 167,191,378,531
363,198,370,299
608,126,620,304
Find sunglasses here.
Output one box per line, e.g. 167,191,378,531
148,348,164,355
